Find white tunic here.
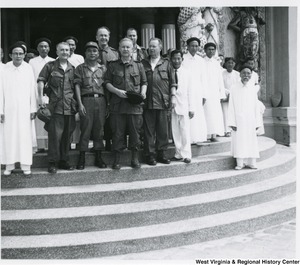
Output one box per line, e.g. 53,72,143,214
227,81,262,158
171,67,194,159
182,52,208,143
68,53,84,68
203,56,226,136
222,69,240,133
29,55,55,81
0,61,37,165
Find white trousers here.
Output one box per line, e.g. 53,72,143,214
6,164,31,171
236,158,257,167
171,111,191,159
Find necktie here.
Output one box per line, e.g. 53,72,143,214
175,69,178,86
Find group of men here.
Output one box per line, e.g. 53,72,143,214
0,26,263,175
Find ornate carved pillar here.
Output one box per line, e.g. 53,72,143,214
161,24,176,54
141,24,155,49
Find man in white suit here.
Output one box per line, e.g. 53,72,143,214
170,50,194,163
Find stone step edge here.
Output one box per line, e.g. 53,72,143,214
30,136,276,171
1,194,296,249
1,147,295,197
1,167,295,221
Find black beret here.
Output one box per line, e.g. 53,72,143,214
240,64,253,72
35,38,51,47
224,57,236,63
186,37,200,46
27,48,39,56
204,42,216,50
9,42,26,54
126,91,144,104
64,36,78,44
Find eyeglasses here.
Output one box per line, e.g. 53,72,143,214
12,52,25,56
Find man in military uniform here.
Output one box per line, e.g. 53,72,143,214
38,42,77,173
96,26,119,151
104,38,147,169
74,41,107,170
141,37,177,165
96,26,119,67
126,28,148,62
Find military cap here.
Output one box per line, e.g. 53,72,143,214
126,91,144,104
35,38,51,47
63,36,78,44
9,42,26,54
186,37,200,46
85,41,99,50
204,42,217,50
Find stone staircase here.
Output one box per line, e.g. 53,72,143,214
1,136,296,259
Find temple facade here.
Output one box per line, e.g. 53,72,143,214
0,7,297,145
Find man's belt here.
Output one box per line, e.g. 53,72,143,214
81,94,104,98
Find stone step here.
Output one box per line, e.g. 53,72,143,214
31,136,233,168
1,145,295,210
1,167,295,236
1,136,276,189
1,194,295,259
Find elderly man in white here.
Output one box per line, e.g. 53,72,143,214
228,65,262,170
170,49,194,163
1,43,37,176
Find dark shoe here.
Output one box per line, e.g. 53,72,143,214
36,148,46,153
183,158,191,164
58,161,74,170
171,157,183,161
157,152,171,164
131,150,141,168
157,157,171,164
147,155,157,166
95,151,107,168
48,163,57,174
76,151,85,170
112,152,121,170
210,137,219,142
112,163,121,170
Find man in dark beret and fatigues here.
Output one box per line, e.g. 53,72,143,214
74,41,107,170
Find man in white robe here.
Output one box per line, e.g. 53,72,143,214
182,37,208,144
203,42,226,141
29,37,55,152
170,50,194,163
0,43,37,175
227,66,262,170
222,57,240,137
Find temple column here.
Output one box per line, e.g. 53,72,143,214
264,7,297,145
161,24,176,54
141,24,155,49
